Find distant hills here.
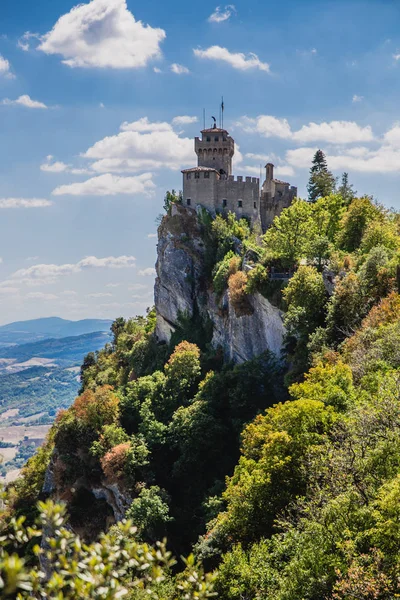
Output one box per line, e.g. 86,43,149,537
0,319,113,477
0,317,113,346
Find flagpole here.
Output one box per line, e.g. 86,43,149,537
221,96,224,129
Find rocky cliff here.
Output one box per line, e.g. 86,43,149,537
154,203,285,363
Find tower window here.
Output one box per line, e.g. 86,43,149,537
254,202,257,209
238,200,243,208
222,199,227,208
214,136,219,142
195,172,200,179
187,198,191,206
186,173,191,179
206,136,211,142
204,171,210,178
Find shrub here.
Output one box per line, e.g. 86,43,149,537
73,385,120,431
100,442,131,482
228,271,253,316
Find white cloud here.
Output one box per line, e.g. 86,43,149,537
194,46,270,72
0,287,19,295
236,115,374,144
275,165,295,178
0,198,52,209
172,115,198,126
27,292,58,301
120,117,172,133
352,94,364,103
208,5,236,23
286,143,400,174
61,290,78,296
153,67,162,73
393,53,400,61
238,115,292,138
106,283,121,288
170,63,190,74
147,233,157,238
8,255,136,286
0,55,14,78
52,172,155,196
138,267,156,276
41,158,69,172
129,283,147,290
87,292,112,298
37,0,166,69
2,95,48,109
383,124,400,147
17,32,40,51
292,121,373,144
83,117,193,172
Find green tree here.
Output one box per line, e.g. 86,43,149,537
307,150,336,202
336,197,383,252
263,199,315,267
163,189,182,214
338,172,356,205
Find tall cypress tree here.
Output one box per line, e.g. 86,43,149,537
338,172,356,205
307,150,336,202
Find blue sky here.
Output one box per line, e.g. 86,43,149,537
0,0,400,324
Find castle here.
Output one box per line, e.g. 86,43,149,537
182,124,297,231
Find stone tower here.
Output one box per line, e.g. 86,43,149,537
194,125,234,177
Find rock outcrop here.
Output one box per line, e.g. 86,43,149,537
155,204,285,362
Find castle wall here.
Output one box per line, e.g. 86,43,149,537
216,176,260,223
183,170,260,224
260,186,297,230
182,171,218,213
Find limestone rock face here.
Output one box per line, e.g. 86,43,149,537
210,291,284,363
154,205,285,362
155,204,207,342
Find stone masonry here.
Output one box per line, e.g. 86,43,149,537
182,125,297,231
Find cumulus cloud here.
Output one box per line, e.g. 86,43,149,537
236,115,374,144
52,172,155,196
27,292,58,301
8,255,136,286
172,115,198,126
147,233,157,238
40,156,90,174
208,5,236,23
286,143,400,174
82,117,193,172
352,94,364,103
292,121,373,144
2,95,48,109
36,0,165,69
87,292,112,298
0,198,52,208
0,55,14,78
170,63,190,74
41,157,69,172
138,267,156,276
194,46,270,72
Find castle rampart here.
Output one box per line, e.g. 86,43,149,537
182,126,297,230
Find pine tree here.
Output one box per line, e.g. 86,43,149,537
338,172,356,205
307,150,336,202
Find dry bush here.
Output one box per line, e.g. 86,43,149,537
228,271,253,316
101,442,131,482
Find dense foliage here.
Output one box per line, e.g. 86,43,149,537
4,155,400,597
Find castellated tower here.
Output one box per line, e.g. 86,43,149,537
259,163,297,231
181,124,297,230
195,127,234,176
182,124,260,225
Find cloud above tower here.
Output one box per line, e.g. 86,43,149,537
194,46,270,72
33,0,165,69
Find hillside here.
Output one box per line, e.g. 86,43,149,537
0,317,113,346
3,185,400,598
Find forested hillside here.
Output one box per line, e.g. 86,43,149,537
2,158,400,598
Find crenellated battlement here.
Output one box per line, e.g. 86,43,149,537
182,124,296,230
